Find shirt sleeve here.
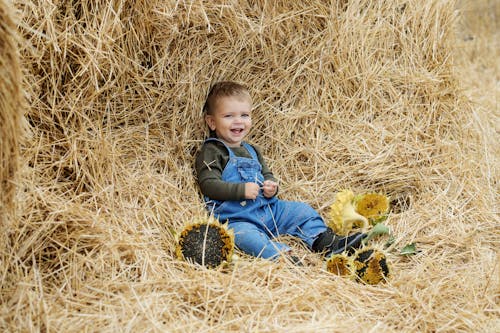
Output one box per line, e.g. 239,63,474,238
195,142,246,201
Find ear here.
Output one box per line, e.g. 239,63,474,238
205,114,216,131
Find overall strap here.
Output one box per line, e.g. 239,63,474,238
204,138,236,158
241,142,259,161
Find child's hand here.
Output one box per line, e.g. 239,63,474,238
244,182,260,200
262,180,278,198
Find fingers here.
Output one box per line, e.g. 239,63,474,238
245,182,260,199
262,180,278,197
246,181,278,199
263,180,278,186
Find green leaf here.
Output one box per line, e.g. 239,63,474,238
400,243,418,255
363,223,390,244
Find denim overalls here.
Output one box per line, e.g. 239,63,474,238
204,138,327,259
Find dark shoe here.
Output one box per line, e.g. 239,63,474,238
312,228,366,256
329,232,366,255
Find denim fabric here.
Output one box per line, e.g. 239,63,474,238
203,138,327,259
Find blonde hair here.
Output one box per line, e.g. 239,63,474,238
203,81,251,115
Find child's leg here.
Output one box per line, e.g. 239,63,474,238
269,200,365,255
229,221,290,259
269,201,327,248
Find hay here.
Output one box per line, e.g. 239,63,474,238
0,0,24,300
1,0,498,331
0,0,23,231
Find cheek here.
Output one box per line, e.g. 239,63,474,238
219,119,231,128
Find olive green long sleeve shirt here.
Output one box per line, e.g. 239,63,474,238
195,140,277,201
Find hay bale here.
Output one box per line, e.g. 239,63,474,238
1,0,498,331
0,0,22,227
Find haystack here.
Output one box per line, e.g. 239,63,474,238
0,0,24,286
0,0,23,258
1,0,498,331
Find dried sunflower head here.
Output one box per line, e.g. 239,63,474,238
352,247,390,285
176,217,234,268
326,254,354,277
329,189,369,235
354,193,390,225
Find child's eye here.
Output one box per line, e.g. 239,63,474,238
242,113,250,118
223,114,233,118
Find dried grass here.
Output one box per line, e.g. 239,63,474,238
1,0,498,332
0,0,23,234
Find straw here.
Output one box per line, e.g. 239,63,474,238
0,0,23,228
1,0,498,331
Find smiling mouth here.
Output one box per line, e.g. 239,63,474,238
231,129,244,134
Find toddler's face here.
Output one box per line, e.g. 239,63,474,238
205,96,252,147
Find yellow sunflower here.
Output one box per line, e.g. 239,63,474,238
354,193,390,225
328,189,369,235
326,254,354,277
176,216,234,268
352,247,390,285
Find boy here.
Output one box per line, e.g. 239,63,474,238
195,81,365,262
